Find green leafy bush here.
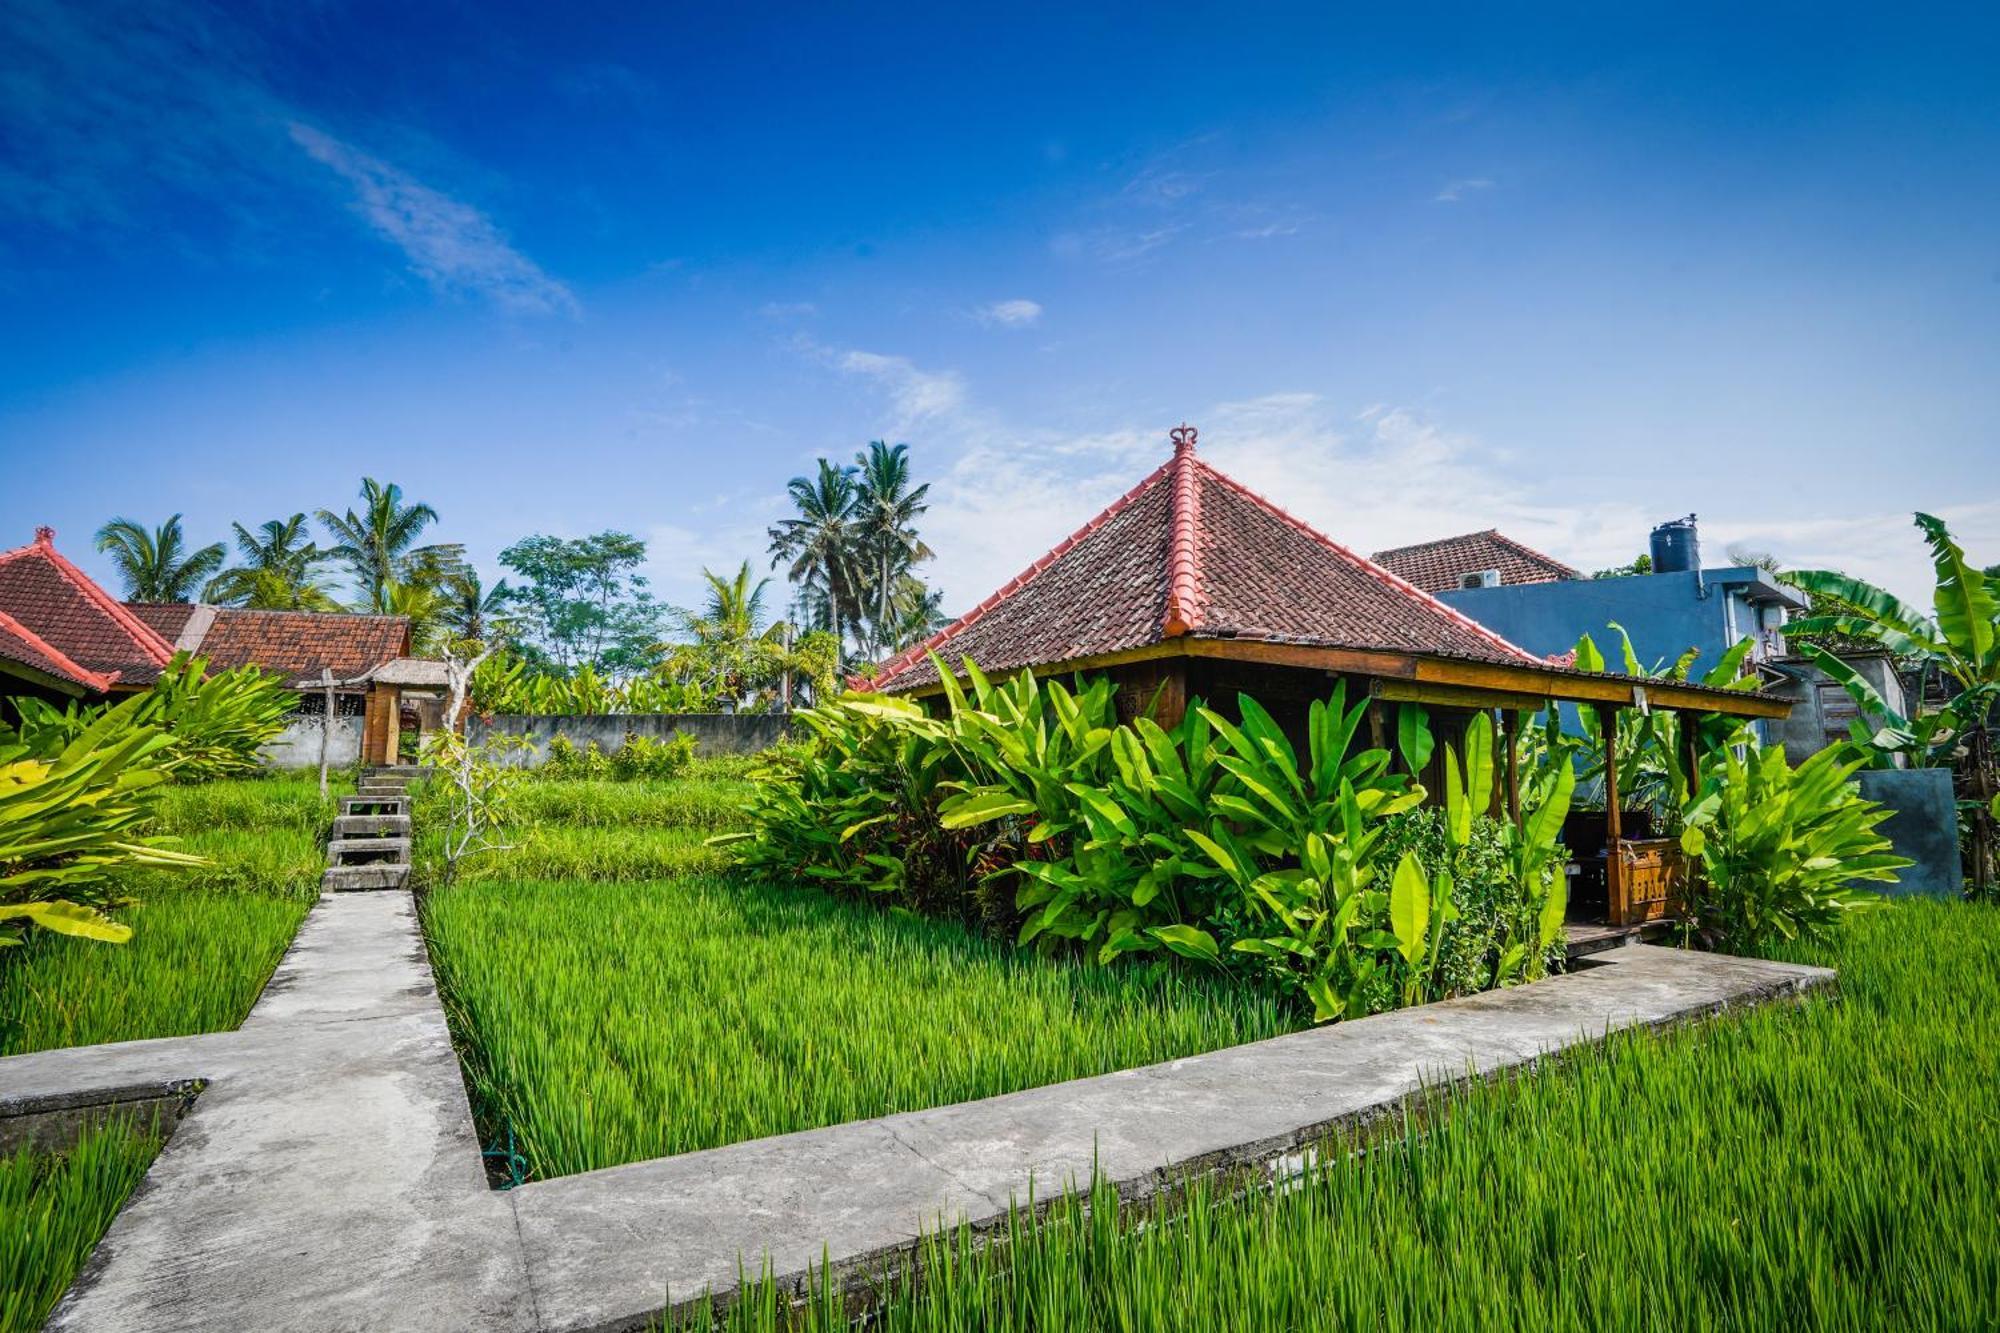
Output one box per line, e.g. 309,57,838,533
0,700,199,948
725,658,1574,1021
1679,745,1906,953
10,653,295,782
540,731,696,781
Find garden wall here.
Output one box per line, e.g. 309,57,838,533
1856,767,1961,897
260,715,362,770
470,713,790,764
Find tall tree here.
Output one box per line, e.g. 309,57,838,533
693,560,775,644
767,457,862,656
440,570,513,644
852,441,933,658
317,479,461,613
497,531,660,673
206,514,340,610
93,515,225,603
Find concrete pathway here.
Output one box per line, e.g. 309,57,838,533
2,893,1833,1333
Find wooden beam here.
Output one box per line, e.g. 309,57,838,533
1412,656,1791,719
1371,677,1540,713
1603,709,1624,925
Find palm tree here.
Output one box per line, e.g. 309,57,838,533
94,515,225,603
888,576,948,652
767,458,862,655
317,479,462,613
852,441,933,658
206,515,341,610
440,571,512,643
694,561,776,644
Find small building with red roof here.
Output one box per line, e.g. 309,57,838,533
861,427,1792,927
0,526,445,766
1372,529,1580,594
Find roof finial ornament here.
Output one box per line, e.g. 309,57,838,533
1170,423,1198,456
34,525,54,545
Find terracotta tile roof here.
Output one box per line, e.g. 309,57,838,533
136,607,413,685
0,608,115,693
1370,529,1579,595
126,602,197,642
0,529,176,688
865,433,1538,693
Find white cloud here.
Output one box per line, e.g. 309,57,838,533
832,349,968,432
977,299,1043,328
1436,177,1495,203
290,123,579,316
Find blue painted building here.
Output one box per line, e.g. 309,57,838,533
1435,565,1807,677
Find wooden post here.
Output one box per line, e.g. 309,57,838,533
1603,707,1624,924
1679,712,1701,803
1500,709,1520,826
1367,698,1387,756
317,669,335,798
383,687,402,766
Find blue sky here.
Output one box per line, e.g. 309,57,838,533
2,2,1995,613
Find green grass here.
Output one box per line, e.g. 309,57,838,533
0,776,331,1057
422,767,1298,1178
690,900,1999,1332
0,1117,162,1333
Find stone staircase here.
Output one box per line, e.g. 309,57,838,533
322,766,425,892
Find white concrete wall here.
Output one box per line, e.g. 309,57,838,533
260,714,363,770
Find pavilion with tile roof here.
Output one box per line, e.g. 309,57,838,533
862,427,1791,926
0,527,176,701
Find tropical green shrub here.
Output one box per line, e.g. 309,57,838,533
11,654,295,782
0,700,199,947
471,657,712,716
726,658,1575,1021
538,731,697,781
1374,808,1561,996
1679,744,1905,953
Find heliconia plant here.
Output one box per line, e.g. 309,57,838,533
722,655,1580,1022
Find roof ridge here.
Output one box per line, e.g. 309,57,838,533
1161,442,1202,637
862,457,1179,690
1481,529,1580,577
0,607,116,692
1371,528,1499,558
1194,463,1541,665
22,539,177,666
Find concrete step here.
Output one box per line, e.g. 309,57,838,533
340,795,408,815
363,765,433,780
320,864,410,892
356,786,408,799
332,814,411,838
329,837,412,867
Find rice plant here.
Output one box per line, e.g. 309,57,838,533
693,900,1999,1332
0,1117,161,1333
425,871,1299,1178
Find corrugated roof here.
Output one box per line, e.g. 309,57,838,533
1370,529,1579,594
0,529,176,688
865,434,1539,693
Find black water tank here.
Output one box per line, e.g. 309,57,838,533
1650,514,1700,573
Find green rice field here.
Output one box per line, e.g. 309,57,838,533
0,776,331,1057
686,899,1999,1332
421,768,1299,1178
0,1117,162,1333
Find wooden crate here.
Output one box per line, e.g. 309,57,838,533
1612,837,1687,925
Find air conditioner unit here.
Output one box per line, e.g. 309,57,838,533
1459,569,1502,590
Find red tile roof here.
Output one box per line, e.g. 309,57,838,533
126,605,412,685
0,608,115,694
1370,529,1579,594
125,602,196,642
0,529,176,689
864,432,1538,693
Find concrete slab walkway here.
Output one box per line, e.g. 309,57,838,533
2,893,1833,1333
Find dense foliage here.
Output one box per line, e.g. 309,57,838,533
11,654,296,782
1679,745,1905,952
1789,512,1999,895
696,900,1999,1333
539,732,696,781
422,764,1296,1179
0,700,198,949
724,660,1574,1021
